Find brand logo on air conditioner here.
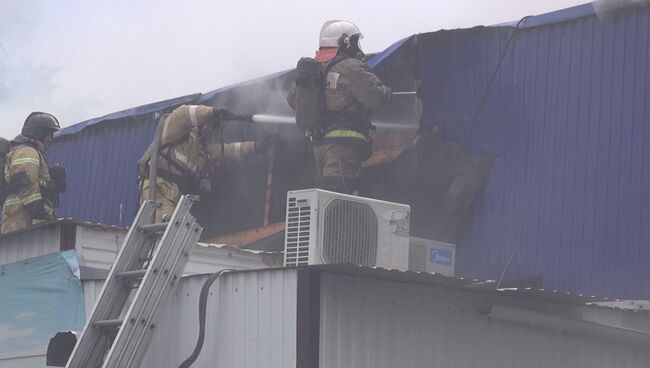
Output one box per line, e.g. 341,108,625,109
429,248,453,266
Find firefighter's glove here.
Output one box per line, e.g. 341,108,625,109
255,134,277,155
212,108,238,124
25,199,48,221
49,165,67,193
199,178,212,195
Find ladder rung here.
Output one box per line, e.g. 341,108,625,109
66,196,201,368
94,319,123,328
138,223,169,233
117,269,147,280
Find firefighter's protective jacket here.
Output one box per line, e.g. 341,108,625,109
322,57,391,142
2,136,57,231
289,56,391,143
151,105,256,191
323,57,391,119
156,105,211,190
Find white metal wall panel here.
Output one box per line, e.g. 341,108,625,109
140,269,297,368
74,224,271,274
1,222,271,275
74,225,125,269
82,280,105,318
184,244,272,275
319,273,650,368
0,226,61,265
81,252,274,321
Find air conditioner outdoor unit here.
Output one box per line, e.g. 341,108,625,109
283,189,411,269
408,237,456,276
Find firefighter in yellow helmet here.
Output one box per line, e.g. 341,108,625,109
2,112,66,234
138,105,273,222
288,20,392,194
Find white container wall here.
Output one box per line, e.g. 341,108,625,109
319,272,650,368
0,221,276,274
0,225,62,265
140,269,298,368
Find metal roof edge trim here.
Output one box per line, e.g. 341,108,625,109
179,264,646,312
494,3,595,29
0,218,126,241
195,242,282,256
366,36,413,69
56,93,201,138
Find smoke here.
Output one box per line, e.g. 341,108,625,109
0,58,104,138
594,0,650,18
0,61,59,136
202,71,301,144
0,0,587,139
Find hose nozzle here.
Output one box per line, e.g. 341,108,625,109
234,114,255,123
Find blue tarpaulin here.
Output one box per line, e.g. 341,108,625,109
0,251,85,367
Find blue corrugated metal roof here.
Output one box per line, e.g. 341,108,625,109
43,2,650,300
418,5,650,299
49,114,158,226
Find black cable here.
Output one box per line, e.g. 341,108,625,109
177,269,234,368
415,17,530,206
461,17,530,289
461,16,530,149
496,226,523,289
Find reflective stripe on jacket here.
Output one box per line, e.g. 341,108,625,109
3,143,55,219
324,129,368,141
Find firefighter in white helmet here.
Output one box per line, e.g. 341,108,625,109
288,20,391,194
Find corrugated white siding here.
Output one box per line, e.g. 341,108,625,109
184,244,272,275
140,269,297,368
82,280,105,318
74,224,125,269
0,226,61,265
319,272,650,368
74,225,270,274
78,240,271,274
1,222,272,275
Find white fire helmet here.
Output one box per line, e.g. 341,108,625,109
319,20,363,50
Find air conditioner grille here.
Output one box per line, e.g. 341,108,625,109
323,199,378,266
285,197,311,266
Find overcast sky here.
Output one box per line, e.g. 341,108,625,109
0,0,588,137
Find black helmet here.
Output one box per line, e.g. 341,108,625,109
22,112,61,141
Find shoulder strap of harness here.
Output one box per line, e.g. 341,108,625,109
320,56,359,128
142,113,192,175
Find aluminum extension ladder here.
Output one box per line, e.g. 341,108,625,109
65,195,202,368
